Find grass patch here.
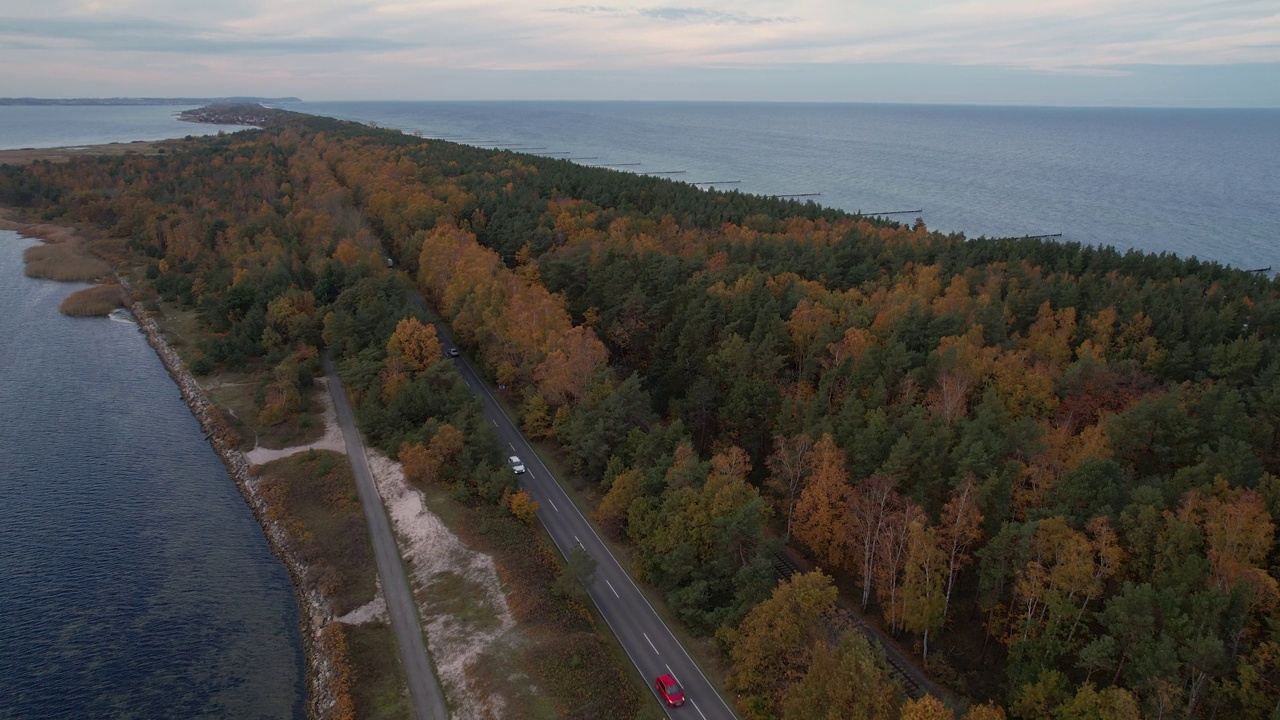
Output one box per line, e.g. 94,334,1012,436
205,375,324,451
422,571,504,635
257,450,375,616
346,621,413,720
59,283,127,316
23,242,111,281
415,482,643,720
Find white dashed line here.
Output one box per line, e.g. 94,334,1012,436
644,633,660,655
605,579,620,598
690,699,708,720
490,419,498,427
547,498,559,512
574,535,582,547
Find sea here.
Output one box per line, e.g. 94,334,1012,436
0,105,303,719
293,101,1280,274
0,99,1275,718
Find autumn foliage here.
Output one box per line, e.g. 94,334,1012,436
4,106,1279,719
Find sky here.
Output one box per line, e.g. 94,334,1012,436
1,0,1278,106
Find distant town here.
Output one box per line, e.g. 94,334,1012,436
179,105,278,127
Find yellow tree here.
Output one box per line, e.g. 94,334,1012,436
386,316,441,372
533,324,610,407
727,571,839,720
851,474,900,609
964,703,1007,720
938,475,984,618
875,498,926,632
595,468,642,539
765,433,816,541
399,441,439,485
902,520,948,661
792,434,852,571
1179,482,1278,609
778,632,900,720
900,695,955,720
1056,683,1142,720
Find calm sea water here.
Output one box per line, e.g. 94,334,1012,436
295,101,1280,273
0,233,304,717
0,105,246,151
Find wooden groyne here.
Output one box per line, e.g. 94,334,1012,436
865,209,922,216
770,193,821,199
691,180,740,185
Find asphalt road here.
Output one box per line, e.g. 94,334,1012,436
323,354,451,720
433,331,742,720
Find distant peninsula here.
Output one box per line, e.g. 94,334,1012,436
0,96,301,106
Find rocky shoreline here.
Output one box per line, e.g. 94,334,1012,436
129,302,340,719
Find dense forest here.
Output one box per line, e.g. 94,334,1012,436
3,107,1278,719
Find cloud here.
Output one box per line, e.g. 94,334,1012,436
549,5,793,24
0,0,1277,103
0,14,413,55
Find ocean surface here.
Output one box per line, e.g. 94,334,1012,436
294,101,1280,273
0,105,247,151
0,234,304,715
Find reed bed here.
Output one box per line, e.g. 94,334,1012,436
23,243,111,281
60,284,128,317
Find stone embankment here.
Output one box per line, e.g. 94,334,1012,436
130,303,339,720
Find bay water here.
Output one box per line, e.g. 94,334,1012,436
0,235,304,716
0,105,247,151
295,101,1280,273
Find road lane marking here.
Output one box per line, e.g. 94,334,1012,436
547,498,559,512
574,535,582,547
605,579,619,598
644,633,660,655
691,699,708,720
429,308,742,718
490,419,498,427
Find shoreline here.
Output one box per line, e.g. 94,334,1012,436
130,300,338,720
1,216,337,719
0,140,164,165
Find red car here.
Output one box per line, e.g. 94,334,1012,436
655,673,685,707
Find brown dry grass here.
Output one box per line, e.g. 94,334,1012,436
346,622,413,720
257,450,376,616
60,284,128,316
23,243,112,281
0,140,160,166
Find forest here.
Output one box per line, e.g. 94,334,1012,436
2,106,1277,720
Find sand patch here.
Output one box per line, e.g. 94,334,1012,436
367,450,518,720
337,586,388,626
244,378,346,465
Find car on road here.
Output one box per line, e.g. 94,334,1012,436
509,456,526,474
447,348,460,357
655,674,685,707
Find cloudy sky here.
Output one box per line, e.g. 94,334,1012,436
2,0,1278,105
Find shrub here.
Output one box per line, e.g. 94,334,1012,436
23,243,111,281
59,284,127,316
